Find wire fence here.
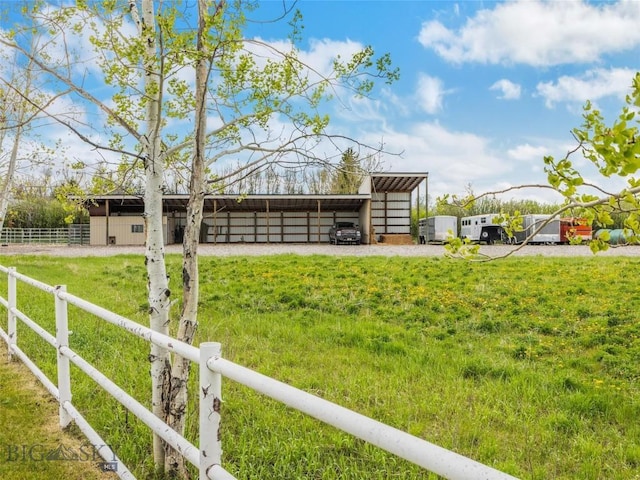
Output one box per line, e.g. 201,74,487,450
0,225,89,245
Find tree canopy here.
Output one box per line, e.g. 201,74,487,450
0,1,400,477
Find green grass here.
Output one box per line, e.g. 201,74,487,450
0,342,117,480
0,254,639,479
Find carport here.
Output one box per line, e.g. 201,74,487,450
360,173,428,243
86,173,428,246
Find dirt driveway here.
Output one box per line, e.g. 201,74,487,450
1,243,639,257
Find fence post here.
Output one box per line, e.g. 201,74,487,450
7,267,16,361
199,342,223,480
55,285,73,428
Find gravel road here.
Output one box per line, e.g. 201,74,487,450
1,243,639,257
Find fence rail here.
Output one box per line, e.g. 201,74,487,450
0,225,89,245
0,265,518,480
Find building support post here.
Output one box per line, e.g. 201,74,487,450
266,200,270,244
105,199,110,246
213,200,217,245
317,200,321,244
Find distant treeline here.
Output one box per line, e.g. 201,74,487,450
5,197,88,228
433,196,561,217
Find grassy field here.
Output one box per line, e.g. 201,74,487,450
0,253,638,480
0,341,117,480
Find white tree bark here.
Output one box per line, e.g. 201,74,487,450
0,121,22,236
134,0,172,469
164,0,211,475
0,53,34,238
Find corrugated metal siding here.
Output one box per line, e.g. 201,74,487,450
91,203,405,244
199,210,355,243
371,192,411,236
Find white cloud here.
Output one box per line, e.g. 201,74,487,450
351,119,592,203
477,180,565,204
490,79,521,100
507,143,549,162
379,87,410,118
418,0,640,66
416,74,446,114
250,36,365,82
302,38,365,76
536,68,636,107
370,122,512,195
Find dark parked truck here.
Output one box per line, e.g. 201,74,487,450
329,222,362,245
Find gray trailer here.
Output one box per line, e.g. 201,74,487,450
509,214,561,244
419,216,458,244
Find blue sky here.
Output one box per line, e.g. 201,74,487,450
3,0,640,204
245,0,640,203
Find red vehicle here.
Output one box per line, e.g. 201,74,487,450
560,218,592,243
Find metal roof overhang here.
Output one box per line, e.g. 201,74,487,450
370,173,428,192
92,194,367,213
86,174,427,213
202,195,366,212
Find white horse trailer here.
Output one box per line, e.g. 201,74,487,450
509,214,561,244
419,216,458,244
460,214,503,244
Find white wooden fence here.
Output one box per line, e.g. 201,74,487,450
0,265,518,480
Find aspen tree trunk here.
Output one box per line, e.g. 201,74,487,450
131,0,172,470
164,0,212,475
0,54,33,238
0,121,22,236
